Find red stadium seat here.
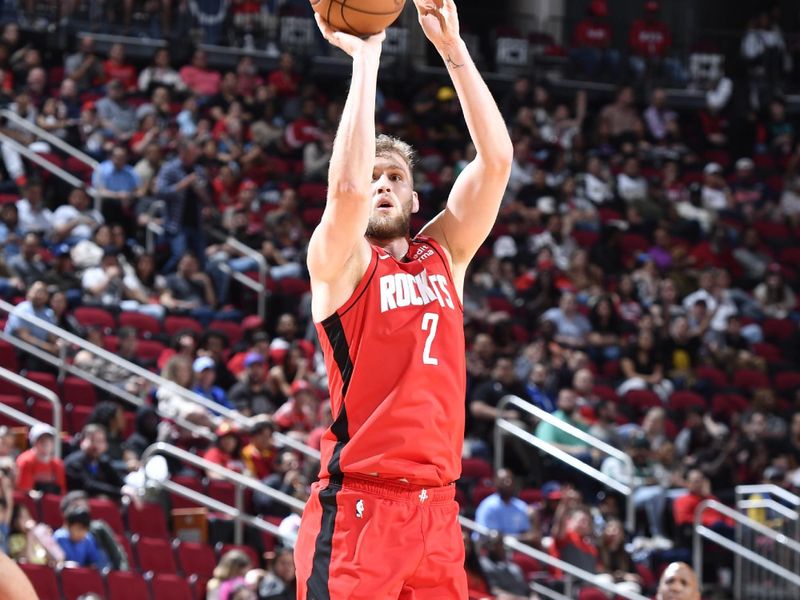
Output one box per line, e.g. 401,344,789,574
19,563,59,600
668,391,706,412
775,371,800,393
127,501,170,539
694,366,728,389
208,480,236,506
176,541,217,577
711,393,749,419
164,315,203,336
623,389,661,411
460,458,494,482
752,342,781,363
25,371,58,394
208,320,245,346
119,311,162,337
73,306,116,329
67,404,93,434
472,484,497,507
0,338,19,371
13,489,38,521
732,369,770,391
135,339,167,362
60,566,104,600
135,536,178,574
169,475,205,510
88,497,125,536
107,570,149,600
519,488,542,505
151,574,193,600
40,493,63,529
62,376,97,407
761,319,796,342
0,394,26,427
591,385,618,403
512,551,544,581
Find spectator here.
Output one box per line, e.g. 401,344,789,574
51,188,104,245
535,389,591,459
16,180,53,237
59,491,129,571
63,424,139,503
7,232,47,287
241,416,276,480
256,548,297,600
91,144,140,226
596,518,643,594
700,162,732,213
7,502,63,566
571,0,619,79
179,49,221,98
656,562,701,600
618,328,673,401
541,292,592,350
463,532,492,598
138,47,185,93
253,450,304,518
628,1,683,83
267,345,311,406
103,43,137,91
53,505,109,569
122,406,160,471
156,355,216,429
672,469,734,546
478,531,531,600
469,356,529,439
549,506,599,576
267,52,299,99
96,79,137,142
203,423,244,478
160,253,218,324
753,263,796,319
475,469,540,546
15,424,65,495
0,470,12,554
599,86,638,139
229,352,277,416
84,401,128,463
0,203,23,259
272,380,319,443
64,36,102,93
644,87,677,142
207,549,252,600
4,281,62,364
193,355,233,412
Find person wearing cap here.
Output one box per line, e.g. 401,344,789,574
571,0,620,79
42,243,82,297
730,156,770,218
202,422,245,478
229,352,277,417
15,424,65,494
192,355,233,414
628,1,684,84
700,162,732,213
15,179,53,236
656,561,700,600
272,380,318,441
241,416,277,480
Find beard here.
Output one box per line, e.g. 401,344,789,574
365,209,411,242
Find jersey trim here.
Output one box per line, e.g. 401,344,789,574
414,234,464,313
307,484,338,600
320,313,353,479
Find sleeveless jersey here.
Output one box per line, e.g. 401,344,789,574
315,235,465,487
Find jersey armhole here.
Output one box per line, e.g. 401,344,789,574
320,247,380,324
414,234,464,313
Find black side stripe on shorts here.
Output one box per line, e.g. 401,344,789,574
307,313,353,599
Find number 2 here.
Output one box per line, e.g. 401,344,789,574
421,312,439,365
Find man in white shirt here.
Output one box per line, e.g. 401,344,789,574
52,188,104,244
701,162,732,212
16,179,53,237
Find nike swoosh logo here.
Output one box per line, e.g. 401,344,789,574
378,254,392,260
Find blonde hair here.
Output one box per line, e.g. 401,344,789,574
375,134,416,173
212,549,252,580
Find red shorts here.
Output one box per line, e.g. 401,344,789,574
294,474,467,600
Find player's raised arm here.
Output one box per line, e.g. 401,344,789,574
414,0,513,272
306,15,385,284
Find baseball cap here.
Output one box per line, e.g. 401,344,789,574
242,315,264,331
192,356,215,373
53,243,71,258
644,0,659,11
244,352,264,368
735,157,754,171
215,422,239,438
541,481,562,500
436,86,456,102
29,423,55,445
290,380,314,397
589,0,608,16
703,162,723,175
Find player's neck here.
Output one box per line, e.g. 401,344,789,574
367,235,410,260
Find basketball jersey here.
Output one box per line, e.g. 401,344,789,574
315,235,466,487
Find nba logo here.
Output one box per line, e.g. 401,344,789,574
356,499,365,518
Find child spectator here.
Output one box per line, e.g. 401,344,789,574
53,505,109,569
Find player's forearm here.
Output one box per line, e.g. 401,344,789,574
438,39,512,168
328,53,381,201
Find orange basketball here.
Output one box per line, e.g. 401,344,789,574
310,0,407,37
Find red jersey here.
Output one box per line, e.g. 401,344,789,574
315,235,465,487
574,19,612,49
629,19,672,57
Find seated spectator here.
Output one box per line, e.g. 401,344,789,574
180,49,221,98
138,48,185,94
272,380,319,442
122,407,160,471
267,345,312,407
599,85,638,139
241,416,276,480
469,356,529,439
587,295,622,363
570,0,620,79
535,389,591,460
193,356,233,412
203,423,245,478
96,79,137,142
160,253,220,325
7,502,64,566
73,328,145,396
16,179,53,236
0,471,11,554
207,549,253,600
229,352,277,417
43,245,82,301
628,1,684,83
596,518,643,594
463,531,492,598
91,145,141,226
0,204,22,259
656,561,700,600
15,424,65,494
475,469,540,546
256,548,297,600
253,450,303,518
53,505,109,569
617,328,673,401
51,188,105,245
84,401,128,463
4,281,62,367
156,355,216,429
524,362,556,413
672,470,734,546
753,263,796,319
64,36,102,93
542,292,592,350
478,531,531,599
7,232,47,287
63,424,139,504
199,330,238,391
59,491,129,571
550,506,599,576
617,156,648,204
662,315,702,384
103,43,137,91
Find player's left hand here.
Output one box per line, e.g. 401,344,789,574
412,0,461,50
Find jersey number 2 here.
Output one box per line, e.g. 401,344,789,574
421,313,439,365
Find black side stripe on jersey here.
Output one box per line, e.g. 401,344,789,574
306,313,353,600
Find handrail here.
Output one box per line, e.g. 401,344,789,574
736,484,800,508
144,200,166,255
205,227,268,320
142,442,304,545
459,516,649,600
693,499,800,588
737,498,800,521
0,109,99,170
0,299,321,462
0,400,46,430
0,132,90,189
495,395,635,531
0,365,62,458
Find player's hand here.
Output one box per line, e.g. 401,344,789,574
413,0,461,50
314,13,385,58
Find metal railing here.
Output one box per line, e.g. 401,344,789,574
460,516,649,600
693,499,800,599
0,365,62,457
206,227,269,320
142,442,304,546
494,395,635,531
0,298,319,462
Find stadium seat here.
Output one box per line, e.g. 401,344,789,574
19,563,59,600
732,369,770,391
107,570,149,600
668,391,706,412
62,376,98,407
135,536,178,574
127,501,170,539
135,339,167,362
761,318,796,342
512,551,543,581
461,457,494,482
472,484,497,507
25,371,58,395
208,320,245,346
40,493,64,529
519,488,542,504
694,366,728,389
711,393,749,419
0,338,19,371
60,566,105,600
67,404,93,434
88,497,125,536
622,389,661,412
119,311,162,337
775,371,800,393
169,474,205,510
176,540,217,578
73,306,116,330
591,385,618,403
13,489,38,520
208,480,237,506
150,573,193,600
752,342,782,363
0,394,26,427
164,315,203,336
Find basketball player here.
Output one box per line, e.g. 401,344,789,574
655,562,701,600
294,0,512,598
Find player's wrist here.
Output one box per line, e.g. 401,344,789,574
436,37,467,66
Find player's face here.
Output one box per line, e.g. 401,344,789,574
366,153,418,241
657,563,700,600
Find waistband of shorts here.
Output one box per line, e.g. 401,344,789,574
319,474,455,504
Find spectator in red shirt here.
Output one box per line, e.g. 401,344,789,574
570,0,621,79
673,469,734,544
267,52,299,98
241,416,276,480
202,422,245,478
180,49,222,98
628,1,685,84
103,43,137,91
272,380,319,442
15,424,66,495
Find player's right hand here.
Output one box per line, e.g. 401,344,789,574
314,13,385,58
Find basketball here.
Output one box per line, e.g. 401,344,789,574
310,0,407,37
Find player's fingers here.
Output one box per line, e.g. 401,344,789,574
314,13,335,39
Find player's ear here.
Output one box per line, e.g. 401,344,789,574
411,191,419,213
